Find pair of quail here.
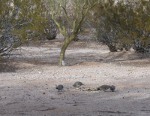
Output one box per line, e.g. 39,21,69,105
72,82,116,92
56,81,84,91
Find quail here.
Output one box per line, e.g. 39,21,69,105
97,85,110,91
73,81,84,88
56,85,64,91
97,85,116,92
110,85,115,92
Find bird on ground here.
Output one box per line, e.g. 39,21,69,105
97,85,116,92
56,85,64,91
110,85,115,92
73,81,84,88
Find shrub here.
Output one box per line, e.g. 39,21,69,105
93,0,150,53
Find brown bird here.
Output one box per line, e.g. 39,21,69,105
97,85,116,92
73,81,84,88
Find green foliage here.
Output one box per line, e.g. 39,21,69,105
48,0,102,37
93,0,150,53
12,0,56,41
0,0,57,41
0,0,57,57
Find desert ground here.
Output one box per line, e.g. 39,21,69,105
0,37,150,116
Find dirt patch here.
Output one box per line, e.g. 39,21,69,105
0,39,150,116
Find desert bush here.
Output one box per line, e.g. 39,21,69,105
0,0,57,57
43,19,57,40
92,0,150,53
0,0,21,56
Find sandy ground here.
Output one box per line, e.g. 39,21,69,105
0,39,150,116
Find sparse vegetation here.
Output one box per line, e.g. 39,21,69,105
0,0,149,64
1,1,150,115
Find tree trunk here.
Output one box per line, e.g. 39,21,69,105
59,35,75,66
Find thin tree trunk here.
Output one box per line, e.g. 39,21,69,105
59,35,75,66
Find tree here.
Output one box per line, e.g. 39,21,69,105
47,0,100,65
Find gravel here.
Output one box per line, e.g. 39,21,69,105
0,40,150,116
